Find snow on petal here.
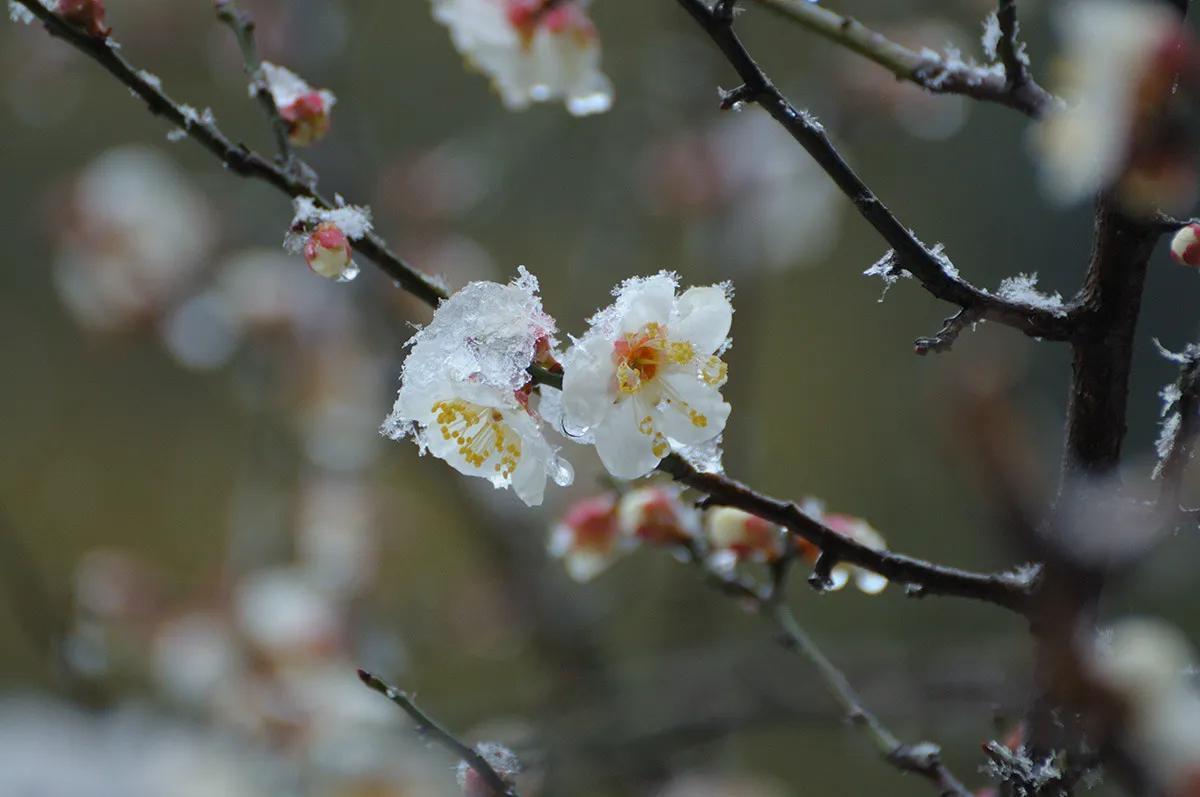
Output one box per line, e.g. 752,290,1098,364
431,0,613,116
381,269,570,505
561,272,733,479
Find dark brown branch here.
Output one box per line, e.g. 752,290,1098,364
751,0,1056,119
1062,200,1161,480
12,0,448,309
660,454,1037,614
677,543,972,796
358,669,519,797
673,0,1077,352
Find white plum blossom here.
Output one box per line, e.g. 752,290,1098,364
382,269,572,506
432,0,613,116
1033,0,1184,207
562,273,732,479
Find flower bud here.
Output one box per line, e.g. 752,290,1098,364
819,513,889,595
1171,223,1200,267
280,90,333,146
303,222,353,280
58,0,109,37
548,493,624,581
617,486,694,545
705,506,784,571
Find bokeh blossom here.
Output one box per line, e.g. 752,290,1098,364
431,0,613,116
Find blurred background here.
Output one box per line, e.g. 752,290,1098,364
2,0,1200,794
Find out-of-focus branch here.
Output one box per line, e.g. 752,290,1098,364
12,0,448,308
213,0,295,169
995,0,1032,95
358,669,519,797
673,0,1077,352
676,543,972,796
660,454,1037,614
749,0,1056,119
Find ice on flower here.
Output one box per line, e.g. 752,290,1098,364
705,506,785,572
549,493,627,581
284,196,371,282
432,0,613,116
561,272,733,479
381,268,572,506
1033,0,1188,209
257,62,336,146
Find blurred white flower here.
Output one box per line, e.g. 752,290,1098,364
562,273,732,479
617,484,697,545
705,506,784,572
548,492,626,581
234,567,342,659
54,146,213,331
432,0,613,116
382,268,572,505
1033,0,1190,210
151,612,242,708
801,505,889,595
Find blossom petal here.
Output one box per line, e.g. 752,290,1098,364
619,273,676,334
656,371,730,445
594,397,661,479
673,285,732,354
561,335,616,432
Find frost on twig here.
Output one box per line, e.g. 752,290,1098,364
863,250,909,301
995,273,1066,316
1152,340,1200,482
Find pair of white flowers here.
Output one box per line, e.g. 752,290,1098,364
382,270,733,506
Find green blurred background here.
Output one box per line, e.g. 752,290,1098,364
2,0,1200,794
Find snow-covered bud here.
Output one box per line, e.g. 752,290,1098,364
303,222,353,279
818,513,889,595
258,63,336,147
705,506,784,572
549,493,625,582
58,0,109,37
457,742,521,797
1171,223,1200,266
617,486,694,545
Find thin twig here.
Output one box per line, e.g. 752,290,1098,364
995,0,1031,93
357,669,519,797
12,0,448,308
750,0,1055,118
1156,345,1200,508
660,454,1037,614
679,545,972,796
213,0,296,169
672,0,1077,351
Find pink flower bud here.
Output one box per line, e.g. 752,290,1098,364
280,91,332,146
705,507,783,566
1171,223,1200,267
617,486,693,545
58,0,109,37
303,222,352,279
549,494,624,581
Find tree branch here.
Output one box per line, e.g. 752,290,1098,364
673,0,1076,352
1155,343,1200,509
213,0,296,169
749,0,1056,119
995,0,1032,95
677,543,973,796
11,0,448,309
358,669,519,797
660,454,1037,614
